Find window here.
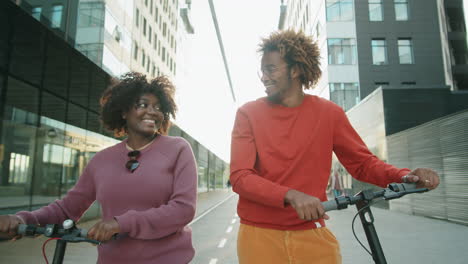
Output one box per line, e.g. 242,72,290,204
369,0,383,21
148,26,152,43
143,17,147,36
135,8,139,27
162,47,166,62
398,39,414,64
133,42,139,60
154,34,158,50
51,5,63,28
395,0,409,21
150,0,153,14
163,22,167,37
142,51,146,67
78,2,104,27
155,7,159,22
329,83,360,111
327,38,357,64
326,0,354,22
32,7,42,21
371,39,387,65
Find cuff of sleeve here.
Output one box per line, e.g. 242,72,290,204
114,211,136,234
276,186,292,208
398,168,412,182
15,212,37,225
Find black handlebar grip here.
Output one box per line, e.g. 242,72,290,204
388,183,417,192
322,200,338,212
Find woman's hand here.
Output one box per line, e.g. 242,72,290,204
0,215,24,240
87,219,120,242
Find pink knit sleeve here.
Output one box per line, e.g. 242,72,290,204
16,164,96,225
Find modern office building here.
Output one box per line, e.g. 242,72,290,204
13,0,181,79
278,0,468,222
0,0,227,219
279,0,468,111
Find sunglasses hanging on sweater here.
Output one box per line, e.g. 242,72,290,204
126,150,141,173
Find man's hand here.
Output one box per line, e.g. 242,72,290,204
402,168,440,190
284,189,329,221
87,219,120,242
0,215,23,240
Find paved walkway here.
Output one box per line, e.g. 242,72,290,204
1,189,467,263
0,189,234,264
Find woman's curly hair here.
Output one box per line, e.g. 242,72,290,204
258,30,322,89
100,72,177,137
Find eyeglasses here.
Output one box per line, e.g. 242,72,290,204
126,150,141,173
257,65,290,80
135,102,161,113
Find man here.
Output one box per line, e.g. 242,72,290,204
229,30,439,264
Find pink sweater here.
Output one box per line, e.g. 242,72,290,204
17,135,198,264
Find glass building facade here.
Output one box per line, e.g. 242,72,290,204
0,1,228,217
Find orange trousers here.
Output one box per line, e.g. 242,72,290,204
237,224,342,264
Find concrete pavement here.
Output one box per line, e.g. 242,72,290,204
1,190,467,263
0,189,235,264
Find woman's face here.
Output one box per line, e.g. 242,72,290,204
124,93,164,137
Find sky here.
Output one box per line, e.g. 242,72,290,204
174,0,282,162
174,0,468,162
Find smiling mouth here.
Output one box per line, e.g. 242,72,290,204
264,85,275,94
142,119,156,125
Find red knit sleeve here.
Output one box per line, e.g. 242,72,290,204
332,107,409,187
230,108,290,208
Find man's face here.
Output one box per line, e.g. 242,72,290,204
260,51,292,104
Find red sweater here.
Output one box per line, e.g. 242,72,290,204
230,95,410,230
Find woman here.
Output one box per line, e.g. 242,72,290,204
0,72,198,264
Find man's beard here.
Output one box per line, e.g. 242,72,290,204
266,75,292,104
266,90,283,104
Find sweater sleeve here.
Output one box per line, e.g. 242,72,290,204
16,164,96,225
332,107,410,187
230,108,290,208
115,140,197,240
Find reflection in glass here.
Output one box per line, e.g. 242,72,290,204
372,39,388,65
0,78,39,213
198,145,208,192
32,7,42,21
369,0,383,21
329,83,360,111
395,0,409,21
326,0,354,22
51,5,63,28
328,38,357,65
398,39,414,64
78,2,104,27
